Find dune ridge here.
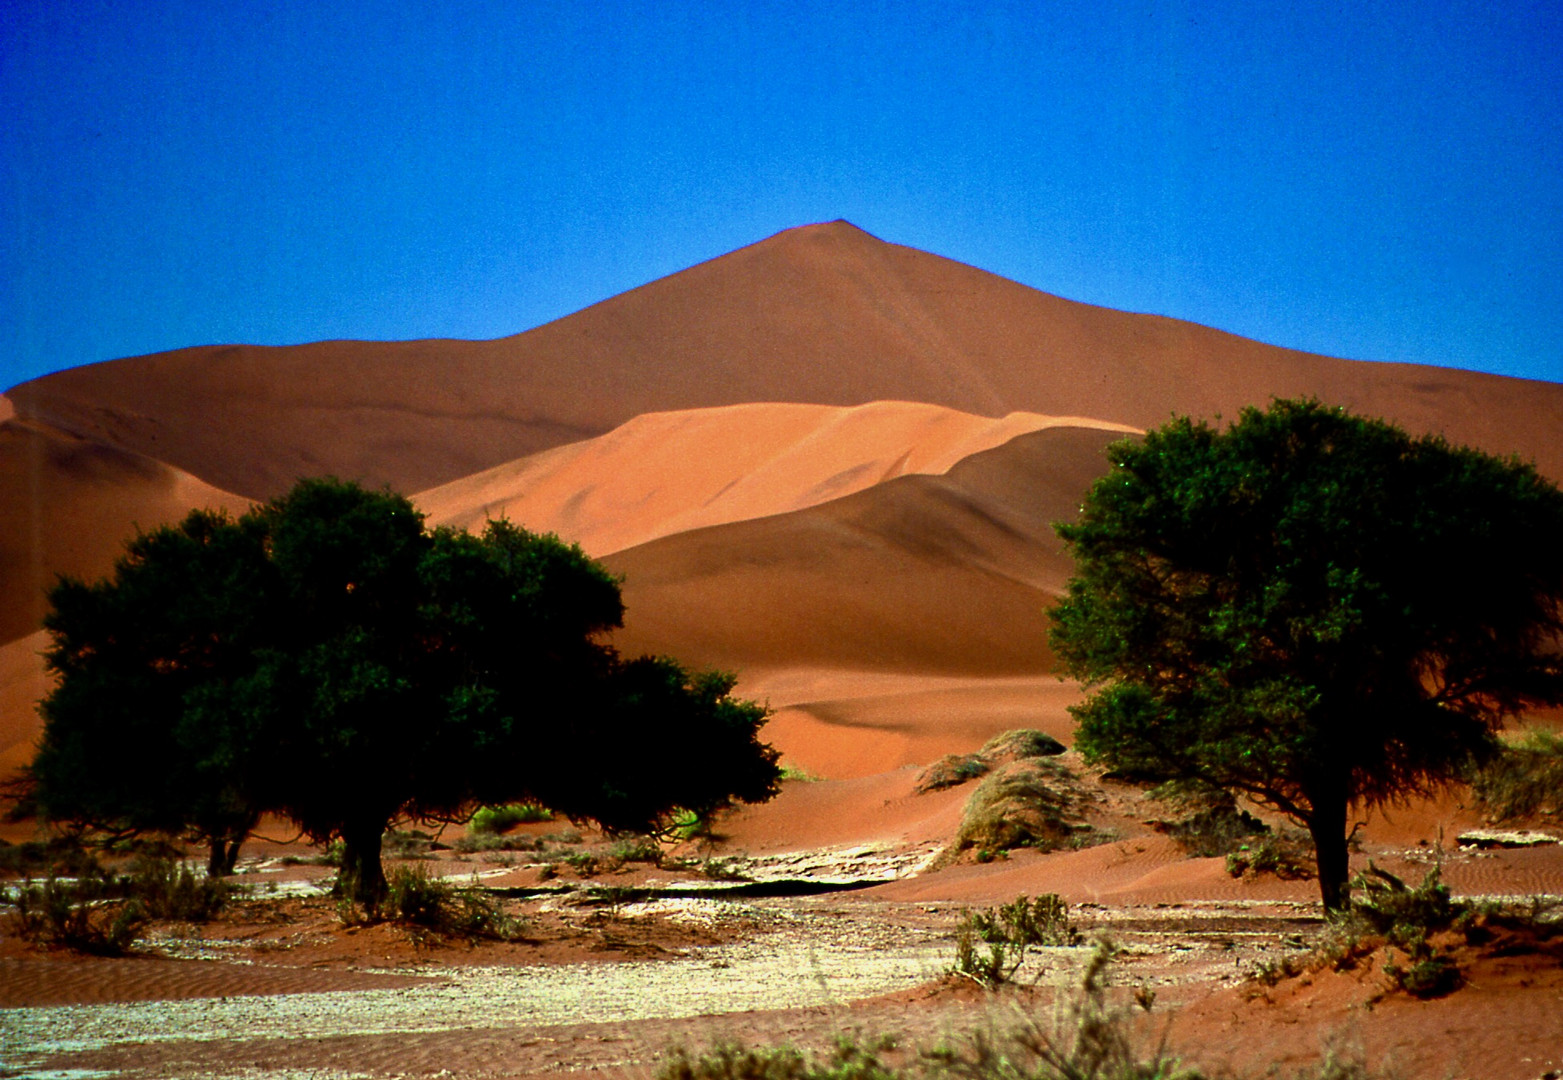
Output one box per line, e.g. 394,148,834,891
414,401,1139,555
0,416,250,646
11,221,1563,503
603,422,1124,675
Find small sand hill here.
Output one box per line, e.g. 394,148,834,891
11,221,1563,502
414,401,1139,555
0,415,250,646
603,422,1125,675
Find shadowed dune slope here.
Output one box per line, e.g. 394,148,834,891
0,418,250,646
11,221,1563,501
603,422,1124,675
414,400,1139,555
0,632,51,780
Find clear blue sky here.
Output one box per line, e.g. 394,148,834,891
4,1,1560,392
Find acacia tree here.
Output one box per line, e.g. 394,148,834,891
1049,399,1563,912
34,478,781,905
31,510,271,875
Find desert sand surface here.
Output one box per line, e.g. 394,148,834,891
4,224,1563,1080
413,400,1138,555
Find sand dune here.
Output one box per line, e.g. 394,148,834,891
11,221,1563,503
0,417,249,646
415,401,1139,555
603,422,1124,675
0,632,51,781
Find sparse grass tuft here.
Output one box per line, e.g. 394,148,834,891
951,894,1081,986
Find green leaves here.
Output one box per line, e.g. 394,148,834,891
1051,399,1563,908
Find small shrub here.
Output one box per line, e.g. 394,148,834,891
1225,832,1315,880
383,829,440,858
778,764,820,783
668,809,714,842
562,851,603,876
659,1035,899,1080
1349,863,1460,944
609,836,665,866
469,803,553,834
380,864,523,940
915,754,990,794
1468,731,1563,821
951,894,1081,986
0,836,100,876
453,832,544,854
1167,803,1269,858
125,856,229,921
698,857,750,882
12,867,146,955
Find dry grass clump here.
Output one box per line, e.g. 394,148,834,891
915,754,990,794
979,728,1066,762
942,760,1105,865
914,730,1067,795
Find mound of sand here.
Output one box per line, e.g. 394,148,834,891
0,417,249,646
414,401,1139,556
604,422,1125,674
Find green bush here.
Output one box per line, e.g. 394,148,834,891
1468,731,1563,821
469,803,553,834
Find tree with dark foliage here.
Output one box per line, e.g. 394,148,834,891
1050,399,1563,912
32,478,780,905
31,510,270,875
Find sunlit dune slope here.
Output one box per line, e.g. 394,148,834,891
11,221,1563,501
414,400,1139,555
603,422,1125,675
0,417,250,645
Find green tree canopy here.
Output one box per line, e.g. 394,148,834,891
1049,399,1563,911
31,478,780,904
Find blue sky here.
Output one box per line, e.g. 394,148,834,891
4,1,1560,392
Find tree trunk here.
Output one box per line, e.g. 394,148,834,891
1306,795,1351,915
206,836,231,878
337,823,388,909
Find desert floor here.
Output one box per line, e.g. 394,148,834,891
4,734,1562,1080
